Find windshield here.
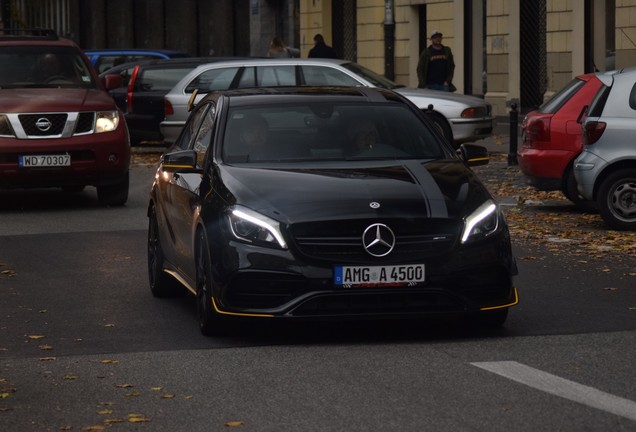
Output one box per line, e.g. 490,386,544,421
0,46,95,89
340,62,402,89
222,102,446,164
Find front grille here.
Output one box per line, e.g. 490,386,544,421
291,219,460,263
0,115,13,136
75,112,95,134
19,113,67,136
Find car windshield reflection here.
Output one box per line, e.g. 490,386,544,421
222,102,445,164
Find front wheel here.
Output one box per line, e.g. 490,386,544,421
596,169,636,230
97,172,129,206
195,230,227,336
148,206,181,297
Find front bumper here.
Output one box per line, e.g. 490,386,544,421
0,129,130,189
210,230,518,320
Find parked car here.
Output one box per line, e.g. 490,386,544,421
100,57,220,144
160,58,494,147
84,48,188,74
147,86,518,335
575,67,636,230
518,73,602,207
0,29,130,205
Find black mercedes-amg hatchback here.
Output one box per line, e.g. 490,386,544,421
147,86,518,335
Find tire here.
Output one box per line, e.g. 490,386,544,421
195,229,227,336
562,168,596,211
147,206,181,297
424,111,454,147
97,171,129,206
596,168,636,230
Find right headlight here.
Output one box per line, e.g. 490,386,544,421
227,205,288,249
461,200,500,244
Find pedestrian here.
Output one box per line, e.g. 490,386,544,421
267,36,300,58
416,30,456,92
308,33,337,59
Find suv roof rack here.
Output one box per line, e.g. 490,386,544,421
0,28,59,41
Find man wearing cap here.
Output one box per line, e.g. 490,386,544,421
417,30,456,92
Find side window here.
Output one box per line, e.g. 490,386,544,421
191,104,217,166
185,67,239,93
173,104,210,151
301,66,361,86
238,66,296,88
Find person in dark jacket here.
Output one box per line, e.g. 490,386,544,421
308,34,338,59
416,30,456,92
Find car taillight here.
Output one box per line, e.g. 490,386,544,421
127,65,141,113
583,121,606,145
525,116,551,144
164,99,174,116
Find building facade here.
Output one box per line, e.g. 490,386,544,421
2,0,636,116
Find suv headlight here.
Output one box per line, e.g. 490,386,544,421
95,111,120,133
228,206,287,249
461,200,499,243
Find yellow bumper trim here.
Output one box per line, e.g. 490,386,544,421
480,287,519,311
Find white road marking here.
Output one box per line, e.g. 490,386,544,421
471,361,636,422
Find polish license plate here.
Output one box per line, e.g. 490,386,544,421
19,154,71,167
334,264,425,287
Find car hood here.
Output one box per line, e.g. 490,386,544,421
394,87,490,112
0,88,116,113
217,159,492,223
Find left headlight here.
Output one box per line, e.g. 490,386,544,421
95,111,120,133
228,206,287,249
461,200,499,244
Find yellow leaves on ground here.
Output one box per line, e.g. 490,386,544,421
115,383,134,388
63,375,79,380
225,420,245,427
100,359,119,364
27,335,45,340
128,413,151,423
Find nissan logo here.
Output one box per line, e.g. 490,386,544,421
35,118,53,132
362,223,396,257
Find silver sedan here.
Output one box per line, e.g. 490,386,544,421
160,58,493,147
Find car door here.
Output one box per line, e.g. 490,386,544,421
168,102,217,278
157,104,209,268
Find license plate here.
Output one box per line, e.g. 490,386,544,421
19,154,71,167
334,264,425,287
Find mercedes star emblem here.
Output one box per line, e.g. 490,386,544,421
362,223,396,257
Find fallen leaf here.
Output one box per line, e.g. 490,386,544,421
225,420,245,427
97,409,112,415
161,394,175,399
125,392,141,397
150,387,162,391
128,413,151,423
39,345,53,350
103,418,124,424
0,393,10,399
100,359,119,364
602,287,618,291
27,335,45,340
1,269,16,276
103,324,115,327
116,383,134,388
63,375,79,380
81,426,105,431
39,357,56,361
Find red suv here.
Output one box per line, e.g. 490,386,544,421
0,29,130,205
518,73,602,208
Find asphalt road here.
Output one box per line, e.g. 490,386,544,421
1,164,636,431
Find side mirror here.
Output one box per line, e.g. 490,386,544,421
458,143,489,167
102,74,123,90
162,149,198,170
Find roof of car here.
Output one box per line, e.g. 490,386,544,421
189,57,351,69
205,86,406,107
99,56,254,76
84,48,188,56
